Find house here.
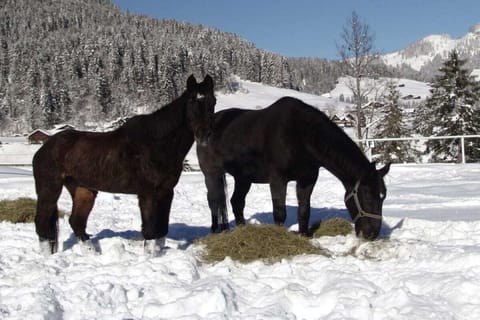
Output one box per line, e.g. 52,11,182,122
27,124,75,144
331,113,356,128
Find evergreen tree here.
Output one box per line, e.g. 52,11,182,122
417,50,480,162
95,70,112,115
374,81,413,163
41,88,59,127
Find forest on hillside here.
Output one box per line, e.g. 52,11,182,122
0,0,356,134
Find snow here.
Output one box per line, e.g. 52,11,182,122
471,69,480,80
217,78,351,112
1,79,479,319
1,163,480,319
0,139,40,165
326,77,431,102
382,34,456,71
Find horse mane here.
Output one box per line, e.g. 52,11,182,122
281,97,373,183
316,110,372,182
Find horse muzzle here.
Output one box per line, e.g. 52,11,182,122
355,222,381,240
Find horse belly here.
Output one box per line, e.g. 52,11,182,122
69,170,138,194
64,149,140,193
225,160,269,183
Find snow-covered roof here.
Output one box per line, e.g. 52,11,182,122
28,128,51,137
28,124,75,137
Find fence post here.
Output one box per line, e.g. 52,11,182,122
461,136,466,164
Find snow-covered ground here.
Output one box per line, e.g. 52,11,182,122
217,78,352,112
325,77,431,102
1,163,480,320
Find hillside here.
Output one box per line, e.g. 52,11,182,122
0,0,343,135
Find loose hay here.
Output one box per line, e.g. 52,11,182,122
311,218,353,238
0,198,65,223
197,224,327,264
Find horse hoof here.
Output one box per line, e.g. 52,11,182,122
211,224,229,233
39,238,57,256
144,237,166,257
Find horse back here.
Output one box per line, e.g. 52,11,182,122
200,97,327,181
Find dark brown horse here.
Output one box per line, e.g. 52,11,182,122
197,96,390,239
33,75,216,254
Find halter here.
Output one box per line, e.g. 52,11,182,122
344,180,382,223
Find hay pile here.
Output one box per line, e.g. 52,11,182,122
311,218,353,238
0,198,65,223
197,224,326,264
0,198,38,223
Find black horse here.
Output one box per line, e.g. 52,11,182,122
33,75,216,254
197,96,390,239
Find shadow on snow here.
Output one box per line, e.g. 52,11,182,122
61,206,404,252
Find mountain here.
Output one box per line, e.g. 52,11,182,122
382,23,480,79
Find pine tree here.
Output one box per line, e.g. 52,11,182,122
41,88,59,127
374,81,413,163
95,70,112,115
418,50,480,162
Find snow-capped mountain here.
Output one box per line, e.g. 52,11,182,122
382,23,480,73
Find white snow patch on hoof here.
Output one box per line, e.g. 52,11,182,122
144,237,166,257
39,240,54,256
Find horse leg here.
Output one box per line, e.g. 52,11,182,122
204,172,229,233
230,178,251,226
66,184,97,242
34,177,63,254
138,188,174,255
296,172,318,236
269,176,287,226
35,184,62,254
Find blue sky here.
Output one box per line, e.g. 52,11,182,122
112,0,480,59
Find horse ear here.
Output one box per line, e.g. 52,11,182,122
378,162,391,177
186,75,197,92
203,75,214,93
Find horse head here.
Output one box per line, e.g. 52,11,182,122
185,74,216,146
344,162,390,240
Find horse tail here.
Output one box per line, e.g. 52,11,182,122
33,138,64,254
206,172,230,233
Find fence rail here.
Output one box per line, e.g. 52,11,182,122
358,134,480,164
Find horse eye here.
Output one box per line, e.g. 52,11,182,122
379,192,385,199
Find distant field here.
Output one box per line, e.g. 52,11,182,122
0,137,40,165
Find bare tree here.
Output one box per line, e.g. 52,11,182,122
337,11,380,149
